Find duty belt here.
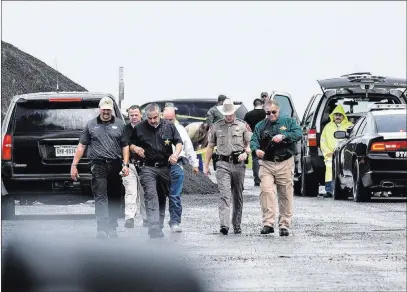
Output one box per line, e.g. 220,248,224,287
264,154,292,163
218,155,234,163
140,160,169,168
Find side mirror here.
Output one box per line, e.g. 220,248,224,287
334,131,348,139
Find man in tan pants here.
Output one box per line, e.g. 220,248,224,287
250,100,302,236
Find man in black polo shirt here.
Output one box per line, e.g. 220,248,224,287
129,103,183,238
244,98,266,186
70,96,130,239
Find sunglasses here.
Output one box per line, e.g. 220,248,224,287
266,110,277,115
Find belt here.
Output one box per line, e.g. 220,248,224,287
92,158,121,164
141,160,169,168
264,155,292,163
218,155,234,163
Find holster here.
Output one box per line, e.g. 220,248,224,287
232,151,249,165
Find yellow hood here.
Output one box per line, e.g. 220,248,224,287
329,104,349,123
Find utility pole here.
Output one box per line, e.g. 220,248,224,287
118,67,124,110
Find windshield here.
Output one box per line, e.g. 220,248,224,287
332,97,400,114
14,100,100,133
375,114,407,133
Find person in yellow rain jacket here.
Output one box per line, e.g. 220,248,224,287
320,104,353,198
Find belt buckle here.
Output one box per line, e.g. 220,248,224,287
228,156,233,162
154,162,160,167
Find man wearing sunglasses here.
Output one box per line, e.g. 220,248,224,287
250,100,302,236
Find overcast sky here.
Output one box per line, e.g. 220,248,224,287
2,1,406,117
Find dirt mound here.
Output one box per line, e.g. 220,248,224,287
1,41,87,121
182,164,218,195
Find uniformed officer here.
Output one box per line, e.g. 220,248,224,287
122,105,147,228
70,96,130,239
203,98,252,235
250,100,302,236
129,103,183,238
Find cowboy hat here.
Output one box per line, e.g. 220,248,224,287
216,98,241,116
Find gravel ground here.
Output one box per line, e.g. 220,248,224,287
2,169,406,291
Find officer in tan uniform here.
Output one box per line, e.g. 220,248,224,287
203,98,252,235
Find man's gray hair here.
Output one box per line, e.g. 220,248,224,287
265,99,280,108
144,103,161,114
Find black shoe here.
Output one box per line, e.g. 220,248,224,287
143,219,149,227
279,228,289,236
260,226,274,234
96,231,108,239
124,218,134,228
233,226,242,234
148,227,164,239
108,229,118,238
220,226,229,235
323,192,333,198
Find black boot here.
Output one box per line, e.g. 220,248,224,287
279,228,289,236
260,226,274,234
220,226,229,235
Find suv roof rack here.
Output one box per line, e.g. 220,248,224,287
368,104,407,111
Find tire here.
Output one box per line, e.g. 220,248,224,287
332,163,348,200
294,179,302,196
2,195,15,220
301,165,319,197
352,160,370,202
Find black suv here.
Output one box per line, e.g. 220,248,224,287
1,92,125,219
139,98,248,127
299,73,407,197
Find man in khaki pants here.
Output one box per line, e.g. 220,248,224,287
250,100,302,236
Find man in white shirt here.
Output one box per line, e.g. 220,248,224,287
163,107,199,232
122,105,147,228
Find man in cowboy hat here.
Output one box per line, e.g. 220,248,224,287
203,98,252,235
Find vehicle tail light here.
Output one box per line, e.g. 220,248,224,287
370,140,407,152
48,98,83,102
2,134,13,160
307,129,317,147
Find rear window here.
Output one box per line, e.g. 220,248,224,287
375,114,407,133
13,100,101,133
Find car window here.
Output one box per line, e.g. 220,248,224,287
302,95,319,126
349,116,365,138
335,97,400,114
13,100,100,133
375,114,407,133
189,102,213,119
273,94,293,117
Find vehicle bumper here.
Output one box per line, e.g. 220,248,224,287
362,170,407,190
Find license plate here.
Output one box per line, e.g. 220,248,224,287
395,151,407,158
54,145,77,157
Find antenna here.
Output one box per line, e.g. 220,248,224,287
55,58,59,92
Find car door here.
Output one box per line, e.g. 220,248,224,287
342,117,366,176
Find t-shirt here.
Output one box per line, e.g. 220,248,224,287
244,109,266,132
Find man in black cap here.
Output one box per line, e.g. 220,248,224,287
205,94,227,126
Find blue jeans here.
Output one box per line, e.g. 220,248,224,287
169,163,185,226
325,181,333,193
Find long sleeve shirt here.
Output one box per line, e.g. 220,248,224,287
174,122,199,168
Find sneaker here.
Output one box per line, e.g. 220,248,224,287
233,226,242,234
171,224,183,233
323,192,333,198
148,227,164,239
108,230,118,238
124,218,134,228
260,226,274,234
96,231,108,239
220,226,229,235
279,228,289,236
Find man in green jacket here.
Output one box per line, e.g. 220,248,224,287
250,100,302,236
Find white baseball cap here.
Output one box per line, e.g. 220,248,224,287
99,96,114,111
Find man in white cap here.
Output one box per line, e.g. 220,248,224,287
203,98,252,235
71,96,130,239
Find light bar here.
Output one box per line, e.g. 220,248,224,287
368,104,407,110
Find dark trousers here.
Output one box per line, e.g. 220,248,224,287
252,155,261,185
91,159,123,232
138,166,171,230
